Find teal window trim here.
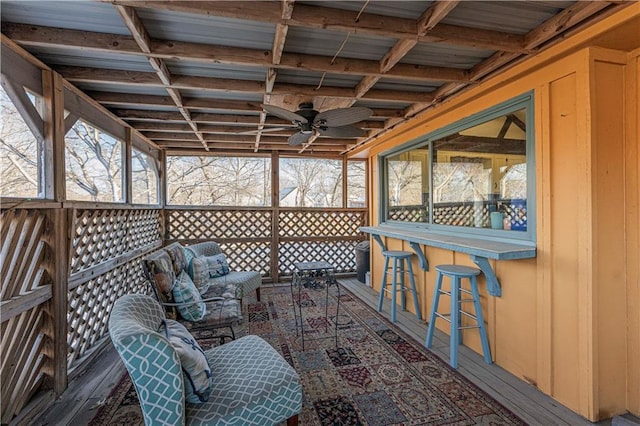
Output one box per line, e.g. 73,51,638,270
379,92,536,244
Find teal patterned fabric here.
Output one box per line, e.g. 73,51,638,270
109,294,302,425
186,335,302,425
160,319,212,404
188,242,262,299
109,294,185,425
182,246,196,267
172,271,207,322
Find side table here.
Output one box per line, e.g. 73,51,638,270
291,261,340,350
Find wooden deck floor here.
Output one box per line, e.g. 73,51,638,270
31,279,634,425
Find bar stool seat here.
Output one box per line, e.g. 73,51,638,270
377,250,422,323
425,264,492,368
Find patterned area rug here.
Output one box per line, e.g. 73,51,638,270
91,284,525,425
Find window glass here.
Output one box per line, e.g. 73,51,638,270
347,160,366,208
385,148,429,222
167,156,271,206
65,119,124,202
0,84,41,198
432,109,527,230
279,158,342,207
381,95,532,238
131,148,159,204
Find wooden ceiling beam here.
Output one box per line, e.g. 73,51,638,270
113,107,402,124
380,1,460,74
104,1,527,52
59,66,434,103
113,4,208,150
143,132,359,144
130,119,382,133
159,142,349,153
3,24,470,83
524,1,610,50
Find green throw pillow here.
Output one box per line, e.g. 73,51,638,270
159,319,212,404
172,271,206,321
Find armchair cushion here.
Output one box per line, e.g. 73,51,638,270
187,335,303,424
188,254,230,293
160,319,213,404
173,271,207,321
143,250,176,295
165,242,189,275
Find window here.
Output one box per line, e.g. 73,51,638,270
347,160,366,208
166,156,271,206
131,148,159,205
0,84,42,198
386,148,429,222
279,158,342,207
65,119,124,202
382,93,533,240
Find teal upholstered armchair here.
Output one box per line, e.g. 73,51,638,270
109,294,302,425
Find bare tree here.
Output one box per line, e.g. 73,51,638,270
132,149,158,204
65,120,123,202
280,158,342,207
166,156,270,206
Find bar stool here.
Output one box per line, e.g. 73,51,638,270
425,264,492,368
377,250,422,323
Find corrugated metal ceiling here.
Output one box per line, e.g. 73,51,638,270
0,0,626,156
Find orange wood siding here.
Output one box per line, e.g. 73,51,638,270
356,5,640,419
592,51,628,419
626,49,640,417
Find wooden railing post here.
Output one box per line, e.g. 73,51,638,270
52,208,70,395
271,153,280,282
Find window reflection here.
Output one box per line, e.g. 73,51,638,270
432,109,527,230
383,104,530,234
386,148,429,222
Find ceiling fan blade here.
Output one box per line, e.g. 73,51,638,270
318,125,367,138
288,132,313,146
236,126,292,135
314,107,373,127
262,104,308,123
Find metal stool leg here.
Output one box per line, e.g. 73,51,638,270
377,255,390,312
406,258,422,320
450,276,461,368
399,258,406,312
390,258,399,322
425,271,443,348
470,275,492,364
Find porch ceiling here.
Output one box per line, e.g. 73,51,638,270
0,1,630,156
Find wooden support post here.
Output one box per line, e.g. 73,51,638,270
125,127,133,204
42,69,69,395
271,152,280,282
51,208,70,396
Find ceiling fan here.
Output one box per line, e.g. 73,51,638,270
256,103,373,146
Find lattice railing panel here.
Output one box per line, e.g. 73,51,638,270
217,241,272,277
388,200,526,230
1,209,51,300
128,209,163,250
1,209,53,423
389,206,425,222
67,259,150,368
70,209,161,274
279,240,358,276
167,209,272,241
1,304,49,424
279,210,366,238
